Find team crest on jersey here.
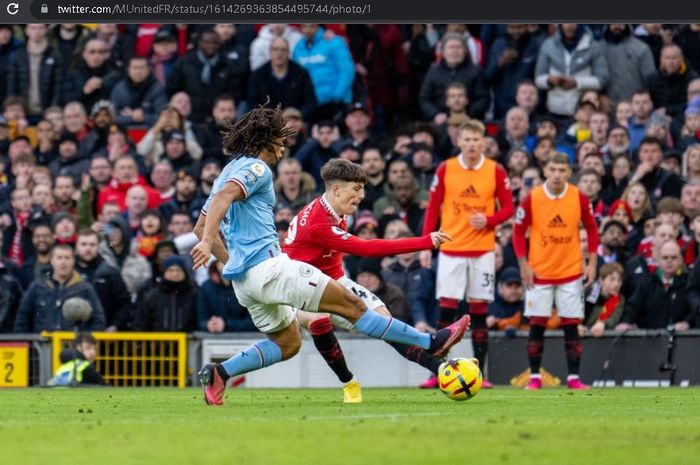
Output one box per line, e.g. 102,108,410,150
331,226,349,239
251,163,265,177
299,265,314,277
515,206,525,224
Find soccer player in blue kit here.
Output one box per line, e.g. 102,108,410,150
191,105,470,406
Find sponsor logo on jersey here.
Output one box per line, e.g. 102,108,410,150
547,214,567,228
460,185,479,198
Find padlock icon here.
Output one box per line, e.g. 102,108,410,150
41,4,48,13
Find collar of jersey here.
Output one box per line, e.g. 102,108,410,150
543,181,568,199
458,153,485,170
320,194,343,225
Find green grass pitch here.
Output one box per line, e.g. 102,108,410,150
1,387,698,465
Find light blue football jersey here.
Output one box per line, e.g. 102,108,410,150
202,156,281,280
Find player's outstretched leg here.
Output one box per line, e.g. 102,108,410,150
561,318,589,390
419,297,461,388
389,342,442,374
199,321,302,406
319,280,470,358
525,317,547,390
468,301,493,389
300,312,362,403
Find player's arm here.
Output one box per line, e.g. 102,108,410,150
192,182,244,269
193,212,229,264
421,162,446,235
486,164,515,228
312,225,446,257
580,192,600,288
513,195,534,288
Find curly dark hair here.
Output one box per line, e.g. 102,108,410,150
221,103,295,158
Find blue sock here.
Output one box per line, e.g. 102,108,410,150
353,309,431,350
221,340,282,377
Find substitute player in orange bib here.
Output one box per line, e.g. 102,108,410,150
421,119,515,388
513,152,600,390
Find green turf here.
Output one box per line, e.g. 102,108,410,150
0,387,698,465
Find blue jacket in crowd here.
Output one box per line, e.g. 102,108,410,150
197,279,256,332
292,27,355,105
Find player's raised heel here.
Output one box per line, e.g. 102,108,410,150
343,380,363,403
431,315,471,358
199,363,226,406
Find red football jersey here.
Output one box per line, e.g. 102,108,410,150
283,195,433,280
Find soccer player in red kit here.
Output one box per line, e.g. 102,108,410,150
284,159,469,402
513,153,599,390
420,119,514,388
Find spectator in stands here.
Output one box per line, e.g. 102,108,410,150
486,267,525,335
35,118,57,165
80,101,118,159
213,24,250,104
197,260,255,333
16,222,53,289
294,121,340,186
535,24,609,117
124,185,148,233
168,211,193,240
679,99,700,151
405,143,436,193
150,160,176,203
52,172,77,212
159,168,204,224
0,24,23,106
158,130,198,173
381,231,423,306
8,24,64,120
374,175,424,235
648,44,699,119
624,222,676,297
62,38,121,112
597,220,629,266
197,159,220,198
75,229,131,331
273,158,316,214
249,37,317,120
419,32,490,122
628,90,655,153
14,244,105,333
149,30,179,87
497,106,529,154
356,257,410,323
168,29,245,123
194,95,236,162
48,132,90,185
2,188,34,266
98,155,159,213
99,215,151,296
628,137,684,207
91,24,134,71
292,24,355,108
601,24,656,104
577,169,605,221
681,180,700,220
0,236,21,332
49,24,91,69
52,211,77,246
582,262,625,337
355,147,385,211
484,24,541,118
62,101,90,147
111,57,167,127
618,241,694,331
137,106,203,166
136,255,197,332
589,111,611,148
515,80,544,124
603,125,632,159
250,24,302,71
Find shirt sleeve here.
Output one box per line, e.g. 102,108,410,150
579,192,600,254
311,224,434,257
228,160,271,199
486,163,515,228
422,161,447,235
512,194,532,259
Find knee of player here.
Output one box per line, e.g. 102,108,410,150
280,336,302,360
345,290,366,315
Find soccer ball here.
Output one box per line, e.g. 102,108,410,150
438,358,483,401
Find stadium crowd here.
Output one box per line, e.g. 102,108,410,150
0,22,699,338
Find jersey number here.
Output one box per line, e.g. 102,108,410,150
284,217,298,245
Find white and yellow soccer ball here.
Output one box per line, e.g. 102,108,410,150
438,358,483,401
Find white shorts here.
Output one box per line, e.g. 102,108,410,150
524,279,584,319
436,251,495,302
233,254,331,333
330,276,385,330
